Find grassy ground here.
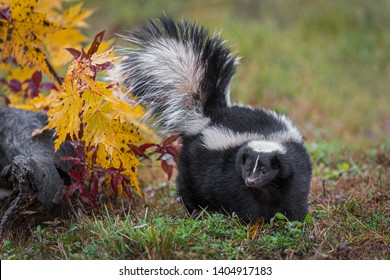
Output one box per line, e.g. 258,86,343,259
1,0,389,259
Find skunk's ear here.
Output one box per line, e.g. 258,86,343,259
241,152,247,165
272,154,291,179
271,155,281,169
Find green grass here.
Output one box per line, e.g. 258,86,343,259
1,144,388,260
1,0,389,260
0,209,314,260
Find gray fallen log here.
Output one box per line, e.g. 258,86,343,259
0,107,72,239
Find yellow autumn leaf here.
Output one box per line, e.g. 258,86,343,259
90,81,149,131
81,86,145,197
1,0,93,75
45,51,105,151
45,29,88,69
37,1,93,30
35,0,69,14
44,50,148,196
0,0,62,78
39,1,93,69
94,143,142,197
81,85,146,150
11,92,53,112
5,90,24,105
81,88,145,197
44,53,94,148
4,67,35,83
92,121,144,197
247,219,263,239
81,84,147,197
81,89,112,148
45,81,83,150
58,2,94,28
1,1,150,202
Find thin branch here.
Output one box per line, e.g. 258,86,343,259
45,58,62,86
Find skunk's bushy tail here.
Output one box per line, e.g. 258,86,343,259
109,17,238,136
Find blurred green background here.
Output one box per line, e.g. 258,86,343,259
85,0,389,148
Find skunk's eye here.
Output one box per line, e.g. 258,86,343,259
261,167,267,174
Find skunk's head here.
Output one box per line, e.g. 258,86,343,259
237,140,289,188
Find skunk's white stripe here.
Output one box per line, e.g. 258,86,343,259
253,155,260,174
229,105,303,143
265,110,303,142
247,140,286,154
201,126,301,151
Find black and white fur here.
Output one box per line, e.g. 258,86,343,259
110,18,312,222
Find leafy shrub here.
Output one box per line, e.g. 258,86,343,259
0,0,179,209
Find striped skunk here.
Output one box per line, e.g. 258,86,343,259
110,17,312,222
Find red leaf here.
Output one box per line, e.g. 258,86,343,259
123,184,133,201
65,48,82,59
130,144,151,159
69,170,89,182
80,192,98,208
66,182,81,198
59,156,79,162
104,167,120,176
86,30,106,58
138,143,158,153
154,146,163,153
110,175,119,195
31,71,42,85
93,62,113,72
163,135,180,146
161,160,174,180
116,175,124,190
9,79,22,92
92,166,104,173
69,171,82,181
91,175,99,199
60,155,84,168
81,169,90,181
72,143,86,161
165,146,180,158
122,174,131,183
91,148,98,164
